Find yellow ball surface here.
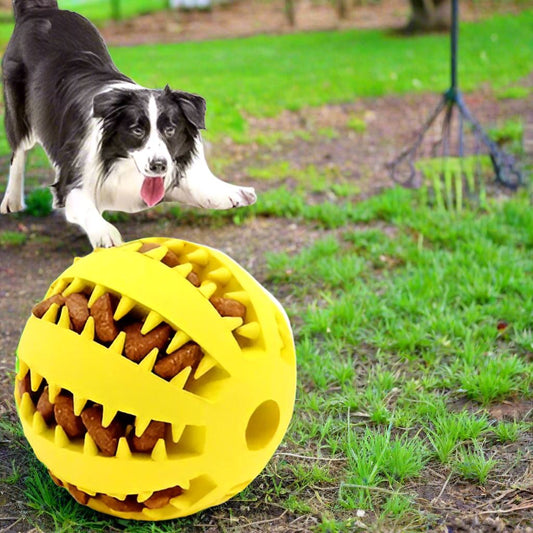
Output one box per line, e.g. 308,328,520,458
14,238,296,520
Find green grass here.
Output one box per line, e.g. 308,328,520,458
0,230,27,246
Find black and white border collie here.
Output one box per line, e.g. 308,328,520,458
1,0,256,248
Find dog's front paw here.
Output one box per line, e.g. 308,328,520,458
88,220,123,249
0,192,25,214
229,186,256,208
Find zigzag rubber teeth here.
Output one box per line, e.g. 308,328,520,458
165,239,185,253
173,263,193,278
20,393,34,419
88,285,108,308
141,311,164,335
221,316,244,331
134,416,152,438
194,354,218,380
224,291,251,305
137,491,153,503
120,242,144,253
151,439,168,462
109,331,126,354
63,277,86,297
115,437,132,459
171,423,185,443
58,306,71,330
79,486,96,497
170,366,192,390
49,279,69,296
236,322,261,340
186,248,209,266
169,495,185,510
198,281,217,300
142,508,162,520
80,316,95,341
167,331,191,354
101,405,118,428
108,492,127,501
42,303,60,323
73,396,88,417
30,370,43,392
207,267,232,285
113,296,136,321
139,348,159,372
54,425,70,448
47,383,62,402
143,246,169,262
32,412,48,435
16,360,29,380
83,433,99,456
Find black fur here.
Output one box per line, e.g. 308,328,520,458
3,0,206,206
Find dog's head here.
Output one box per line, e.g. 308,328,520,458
93,85,206,207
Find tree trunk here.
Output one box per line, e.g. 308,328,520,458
337,0,348,20
406,0,451,32
285,0,295,26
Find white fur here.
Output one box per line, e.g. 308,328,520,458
164,136,256,209
0,134,35,214
131,95,172,177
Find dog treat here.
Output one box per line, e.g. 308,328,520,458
186,271,200,287
138,242,180,268
91,293,119,343
65,293,90,333
154,343,203,380
144,485,184,509
48,470,63,487
123,322,172,362
81,405,125,457
32,294,65,319
67,484,90,505
130,420,167,453
54,395,86,438
98,494,144,513
210,296,246,320
37,387,55,424
17,374,32,399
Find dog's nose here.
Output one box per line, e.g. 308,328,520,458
148,158,167,174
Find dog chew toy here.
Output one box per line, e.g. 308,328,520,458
14,237,296,521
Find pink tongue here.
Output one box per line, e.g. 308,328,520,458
141,177,165,207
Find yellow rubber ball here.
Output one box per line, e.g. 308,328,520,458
14,238,296,520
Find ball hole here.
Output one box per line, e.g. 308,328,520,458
245,400,280,451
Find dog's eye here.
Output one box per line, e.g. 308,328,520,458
164,127,175,138
130,126,144,138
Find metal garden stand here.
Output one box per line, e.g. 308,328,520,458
387,0,522,189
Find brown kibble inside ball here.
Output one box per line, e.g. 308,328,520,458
17,373,32,399
144,485,184,509
65,293,89,333
138,242,180,268
67,484,89,505
210,296,246,320
186,271,200,287
37,387,55,424
32,294,65,319
130,420,167,453
98,494,144,513
123,322,172,362
81,405,125,457
154,343,203,381
91,293,119,343
54,395,86,438
48,470,63,487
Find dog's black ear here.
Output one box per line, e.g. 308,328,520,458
93,89,130,119
166,86,206,130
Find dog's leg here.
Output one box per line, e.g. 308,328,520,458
164,137,256,209
1,147,27,213
64,188,123,248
